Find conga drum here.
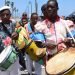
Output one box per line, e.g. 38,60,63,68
46,47,75,75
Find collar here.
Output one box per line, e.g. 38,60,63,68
45,15,60,24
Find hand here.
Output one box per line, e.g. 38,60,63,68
64,38,74,47
46,43,56,49
64,38,71,43
11,32,19,40
42,41,57,49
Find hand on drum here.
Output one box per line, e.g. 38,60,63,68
42,40,57,49
64,38,75,47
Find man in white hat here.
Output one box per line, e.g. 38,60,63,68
0,6,19,75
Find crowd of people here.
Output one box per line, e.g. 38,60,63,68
0,0,75,75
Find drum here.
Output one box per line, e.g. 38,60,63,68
46,47,75,75
15,27,28,49
26,32,46,62
0,45,18,71
29,32,45,42
26,40,46,61
16,28,46,64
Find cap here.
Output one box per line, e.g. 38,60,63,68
0,6,11,12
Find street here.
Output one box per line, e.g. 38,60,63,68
18,65,46,75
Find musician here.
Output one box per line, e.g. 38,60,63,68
25,13,43,75
65,20,75,47
19,12,28,27
15,12,28,71
0,6,19,75
41,3,48,20
35,0,73,60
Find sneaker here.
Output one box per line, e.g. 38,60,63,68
20,67,25,71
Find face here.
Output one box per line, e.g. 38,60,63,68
47,1,58,18
22,19,28,25
42,4,47,18
22,14,27,19
31,14,38,25
43,8,48,18
0,9,11,23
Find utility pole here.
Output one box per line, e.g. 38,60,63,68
16,9,18,18
35,0,38,14
11,2,14,17
6,0,10,6
5,0,7,5
29,1,32,15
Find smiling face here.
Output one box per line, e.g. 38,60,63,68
47,0,58,19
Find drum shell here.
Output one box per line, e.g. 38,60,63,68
26,32,46,62
64,68,75,75
0,45,18,71
15,27,28,50
26,40,46,61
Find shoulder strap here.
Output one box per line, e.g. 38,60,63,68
27,23,33,34
2,23,11,37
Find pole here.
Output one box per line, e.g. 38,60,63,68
29,1,32,15
11,2,14,17
6,1,10,6
35,0,38,13
5,0,6,5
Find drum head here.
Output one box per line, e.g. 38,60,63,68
46,47,75,75
0,45,12,64
29,32,45,42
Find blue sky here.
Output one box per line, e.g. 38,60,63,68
0,0,75,17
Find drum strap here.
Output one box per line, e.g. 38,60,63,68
1,23,11,37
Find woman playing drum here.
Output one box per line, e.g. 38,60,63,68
35,0,75,75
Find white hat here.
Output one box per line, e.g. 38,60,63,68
0,6,11,12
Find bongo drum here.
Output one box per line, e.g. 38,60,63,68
46,47,75,75
0,45,18,71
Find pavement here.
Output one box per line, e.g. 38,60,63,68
18,65,46,75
